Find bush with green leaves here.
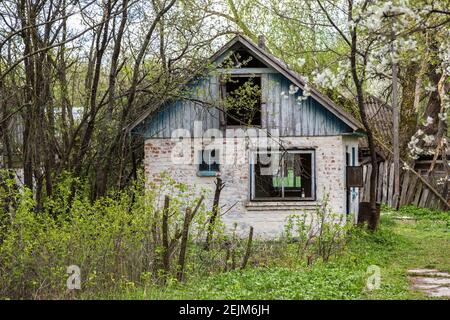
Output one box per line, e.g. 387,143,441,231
0,170,219,299
284,196,353,265
0,170,361,299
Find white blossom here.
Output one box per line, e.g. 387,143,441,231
289,84,299,95
423,135,434,145
312,67,346,90
438,112,447,121
347,20,355,30
295,83,311,104
397,37,417,51
425,84,436,92
297,58,306,67
437,177,450,186
303,85,311,97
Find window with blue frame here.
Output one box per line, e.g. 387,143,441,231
198,149,220,176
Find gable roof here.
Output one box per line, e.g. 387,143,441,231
359,96,393,160
128,34,362,132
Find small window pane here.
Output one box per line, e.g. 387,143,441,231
254,153,282,198
283,153,312,198
199,150,220,172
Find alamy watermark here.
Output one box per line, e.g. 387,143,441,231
366,265,381,291
170,121,282,175
67,265,81,290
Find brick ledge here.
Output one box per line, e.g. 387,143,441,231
244,201,318,211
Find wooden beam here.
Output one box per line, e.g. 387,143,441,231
216,68,277,74
377,162,384,203
391,32,400,208
382,162,388,204
399,171,410,207
388,162,395,207
375,136,449,209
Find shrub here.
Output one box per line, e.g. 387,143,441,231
0,171,356,299
0,171,215,299
284,195,353,265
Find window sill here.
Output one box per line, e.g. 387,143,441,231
197,171,219,177
245,201,318,211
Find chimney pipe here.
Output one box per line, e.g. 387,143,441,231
258,35,266,50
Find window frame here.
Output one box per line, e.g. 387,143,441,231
249,149,316,201
197,149,220,177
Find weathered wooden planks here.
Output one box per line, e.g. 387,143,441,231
377,162,384,203
387,162,395,207
360,165,367,203
419,188,429,207
360,161,445,210
143,71,354,138
364,164,372,202
382,162,389,204
412,182,423,206
405,174,418,204
399,170,410,207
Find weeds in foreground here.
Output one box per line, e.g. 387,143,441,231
1,168,448,299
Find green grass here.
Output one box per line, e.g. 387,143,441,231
101,208,450,300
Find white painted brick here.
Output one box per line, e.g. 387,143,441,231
144,136,354,238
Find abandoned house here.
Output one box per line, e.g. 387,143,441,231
131,35,364,237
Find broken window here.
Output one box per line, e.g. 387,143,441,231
223,76,261,126
198,149,220,176
251,150,315,200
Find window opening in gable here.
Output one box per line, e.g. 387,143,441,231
224,76,261,126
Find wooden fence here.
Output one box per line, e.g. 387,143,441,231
359,161,448,211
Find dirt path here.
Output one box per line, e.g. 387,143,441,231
408,269,450,298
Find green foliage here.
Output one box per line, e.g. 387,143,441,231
284,196,353,264
0,171,215,299
113,210,449,300
398,205,449,222
145,264,365,300
2,173,448,300
224,77,261,125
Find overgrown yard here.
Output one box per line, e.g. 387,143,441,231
1,174,448,300
108,207,449,300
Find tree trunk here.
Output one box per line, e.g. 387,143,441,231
241,226,254,269
162,195,171,274
205,176,224,250
349,22,379,231
177,208,192,282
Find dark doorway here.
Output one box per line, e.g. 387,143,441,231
224,76,261,126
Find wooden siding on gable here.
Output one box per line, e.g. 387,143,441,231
136,72,353,138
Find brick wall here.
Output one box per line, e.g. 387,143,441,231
144,135,355,238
